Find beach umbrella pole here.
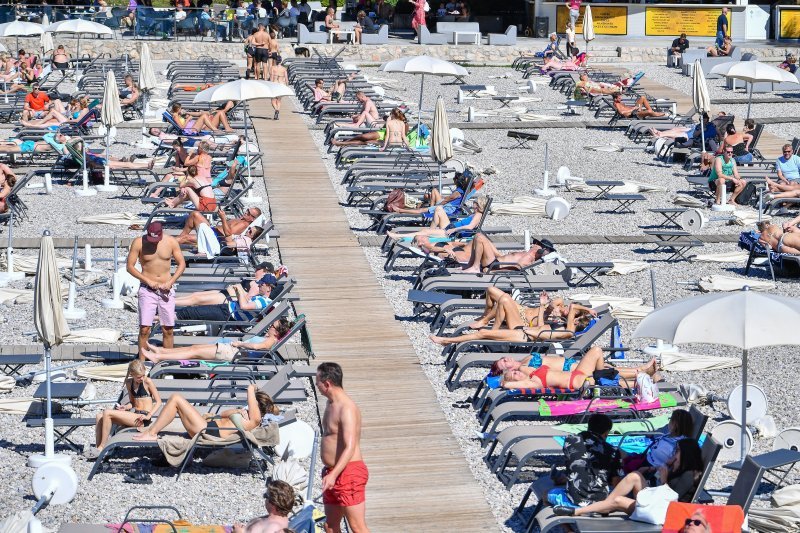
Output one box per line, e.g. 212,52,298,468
746,82,753,121
75,140,96,197
740,348,749,463
241,108,261,205
135,92,150,148
96,127,117,192
535,142,554,196
63,237,86,321
417,73,425,147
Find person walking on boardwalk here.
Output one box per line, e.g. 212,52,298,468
126,222,185,360
316,362,370,533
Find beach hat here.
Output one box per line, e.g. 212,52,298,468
258,274,278,286
145,222,163,244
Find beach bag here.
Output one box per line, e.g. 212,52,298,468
384,189,405,213
403,193,421,209
630,484,678,525
635,372,659,403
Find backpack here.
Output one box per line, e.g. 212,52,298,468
384,189,405,213
737,181,758,207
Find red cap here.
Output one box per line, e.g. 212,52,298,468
145,222,163,244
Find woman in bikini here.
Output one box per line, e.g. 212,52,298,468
380,107,410,151
160,165,216,211
467,288,595,331
51,45,70,75
171,102,234,134
491,347,659,383
141,319,293,363
85,360,162,459
133,383,278,441
0,165,16,214
386,196,488,241
21,98,89,128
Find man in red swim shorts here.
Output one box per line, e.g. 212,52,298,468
316,362,370,533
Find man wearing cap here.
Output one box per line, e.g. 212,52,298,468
175,273,277,322
174,261,285,307
461,232,552,273
126,222,186,359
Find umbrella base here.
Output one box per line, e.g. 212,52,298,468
74,188,97,197
63,307,87,321
643,342,679,356
28,453,71,468
0,271,25,283
95,185,118,193
711,203,735,212
534,188,556,197
101,298,125,309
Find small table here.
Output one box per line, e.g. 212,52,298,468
453,31,481,45
34,382,86,400
567,262,613,288
604,193,646,214
583,180,624,200
328,29,355,43
0,354,41,376
493,96,520,109
649,208,688,229
643,229,692,242
460,85,488,98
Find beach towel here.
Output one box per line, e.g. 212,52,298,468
489,196,547,216
697,275,775,292
557,414,671,437
0,254,72,274
660,352,741,371
538,392,678,417
691,251,749,263
569,293,653,320
568,181,665,195
63,328,122,343
77,212,146,226
662,503,744,533
730,210,768,227
76,363,130,382
196,223,221,259
584,144,624,152
157,423,279,466
106,522,230,532
607,259,648,275
672,194,706,208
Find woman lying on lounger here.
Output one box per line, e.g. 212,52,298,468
429,294,593,346
170,102,235,134
85,360,163,459
141,318,294,363
386,196,487,241
612,93,666,119
468,287,595,331
133,383,278,441
411,232,549,273
20,97,91,128
490,346,659,383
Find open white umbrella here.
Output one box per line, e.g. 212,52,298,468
711,60,798,119
98,70,123,192
194,79,294,203
379,55,468,133
692,59,711,155
0,21,44,54
46,19,111,76
32,230,70,462
633,288,800,463
582,6,595,57
135,43,158,148
430,96,452,189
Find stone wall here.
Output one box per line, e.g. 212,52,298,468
2,37,792,65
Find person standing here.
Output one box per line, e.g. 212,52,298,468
316,362,370,533
716,6,729,49
566,0,581,32
270,58,288,120
126,222,186,360
252,23,270,80
411,0,426,36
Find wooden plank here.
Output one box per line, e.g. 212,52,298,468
251,100,497,532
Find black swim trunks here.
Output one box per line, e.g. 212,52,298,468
255,48,269,62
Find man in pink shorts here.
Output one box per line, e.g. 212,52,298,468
126,222,185,359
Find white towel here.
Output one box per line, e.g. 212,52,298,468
76,363,130,382
672,195,705,208
119,266,141,296
569,293,653,320
607,259,649,276
197,223,221,259
660,352,741,371
490,196,547,216
77,212,146,226
729,210,770,227
697,275,775,292
568,181,665,195
691,251,749,263
63,328,122,343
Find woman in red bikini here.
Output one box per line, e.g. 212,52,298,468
500,346,628,390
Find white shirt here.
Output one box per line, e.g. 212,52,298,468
175,9,187,21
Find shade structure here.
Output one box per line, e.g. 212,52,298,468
138,43,157,92
692,60,711,153
430,96,452,190
710,60,798,119
194,80,294,197
100,70,123,190
33,231,70,458
379,55,468,136
40,31,54,55
0,21,44,54
582,5,595,56
633,288,800,462
46,19,112,73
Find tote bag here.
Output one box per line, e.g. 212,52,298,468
630,484,678,525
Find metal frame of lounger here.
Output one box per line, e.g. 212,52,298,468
161,299,292,342
149,361,317,380
0,353,42,375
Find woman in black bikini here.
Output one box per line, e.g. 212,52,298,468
133,383,278,441
86,360,162,459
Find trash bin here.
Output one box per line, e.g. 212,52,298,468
535,16,548,38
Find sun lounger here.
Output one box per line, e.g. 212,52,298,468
26,416,97,453
0,353,42,376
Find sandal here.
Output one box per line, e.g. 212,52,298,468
123,472,153,485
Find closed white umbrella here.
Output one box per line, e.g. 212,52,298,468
692,59,711,155
40,31,54,56
582,6,595,57
633,288,800,463
379,55,468,133
0,21,44,53
32,230,70,462
135,43,157,148
711,60,798,119
194,79,294,203
46,19,112,76
98,69,123,192
430,96,452,188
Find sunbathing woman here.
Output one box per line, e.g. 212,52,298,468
430,295,592,346
612,93,666,119
757,220,800,254
380,107,409,151
85,360,162,458
490,347,659,383
461,232,549,273
20,97,90,128
162,165,217,211
386,196,488,241
142,318,293,363
468,288,594,331
171,102,234,134
133,383,277,441
0,137,62,154
174,263,280,307
387,173,476,218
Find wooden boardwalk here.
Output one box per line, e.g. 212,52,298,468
251,101,497,532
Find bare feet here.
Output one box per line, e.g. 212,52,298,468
132,432,158,441
467,319,489,330
145,342,161,354
429,334,448,345
141,348,161,363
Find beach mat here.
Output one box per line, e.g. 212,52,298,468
538,392,677,416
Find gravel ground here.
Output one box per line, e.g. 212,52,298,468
0,64,321,530
301,64,800,531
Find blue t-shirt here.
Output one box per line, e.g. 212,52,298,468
717,13,727,33
43,132,65,153
227,295,271,321
777,154,800,182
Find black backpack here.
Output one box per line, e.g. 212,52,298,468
737,181,758,207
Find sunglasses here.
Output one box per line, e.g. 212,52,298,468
725,151,733,154
684,518,705,527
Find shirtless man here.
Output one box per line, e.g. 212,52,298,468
233,479,295,533
176,206,262,245
267,30,281,75
252,24,270,80
758,220,800,255
612,93,666,119
336,92,379,128
316,362,370,533
269,60,288,121
462,232,552,273
126,222,186,359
